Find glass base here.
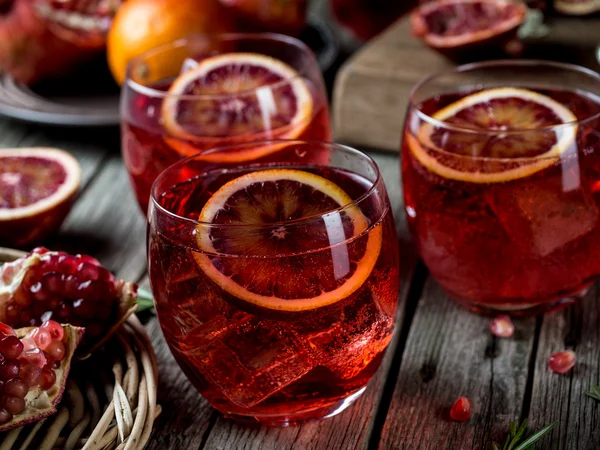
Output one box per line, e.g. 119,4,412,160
454,283,592,316
219,387,367,427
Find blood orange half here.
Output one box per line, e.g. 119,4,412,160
162,52,313,159
0,148,81,247
408,88,578,183
194,169,382,311
411,0,527,59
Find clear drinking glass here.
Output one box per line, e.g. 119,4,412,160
402,60,600,314
148,140,399,425
121,33,332,212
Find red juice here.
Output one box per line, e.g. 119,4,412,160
122,75,331,213
148,163,399,425
402,87,600,313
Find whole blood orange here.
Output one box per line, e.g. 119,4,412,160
107,0,236,85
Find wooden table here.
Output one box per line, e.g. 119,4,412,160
2,113,599,449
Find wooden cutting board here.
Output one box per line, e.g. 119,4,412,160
332,14,600,152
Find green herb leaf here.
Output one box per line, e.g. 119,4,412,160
586,385,600,402
513,421,558,450
136,287,155,313
496,420,558,450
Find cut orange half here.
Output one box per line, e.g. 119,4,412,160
194,169,382,311
162,52,313,159
408,87,578,183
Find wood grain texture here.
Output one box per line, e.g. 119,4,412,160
379,280,537,450
528,287,600,450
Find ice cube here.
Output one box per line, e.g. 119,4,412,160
180,57,199,74
488,176,599,257
184,319,316,408
307,291,394,379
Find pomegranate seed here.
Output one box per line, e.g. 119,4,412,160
0,361,19,380
1,396,25,415
19,349,47,369
73,298,95,319
41,321,64,341
13,289,30,307
19,309,33,325
490,315,514,338
4,305,18,321
77,262,101,281
0,337,23,360
32,247,49,255
29,328,52,350
20,338,36,352
549,350,576,374
4,379,28,398
0,324,15,337
0,409,11,425
57,303,72,322
42,273,62,294
19,364,41,387
45,340,65,362
78,254,100,266
39,368,56,391
450,396,472,421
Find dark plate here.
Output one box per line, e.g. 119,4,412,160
0,19,339,127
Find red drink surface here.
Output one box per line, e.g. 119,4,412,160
122,78,331,213
148,165,398,423
402,88,600,312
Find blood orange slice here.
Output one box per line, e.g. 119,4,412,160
194,169,382,311
411,0,527,59
162,52,313,159
408,88,578,183
0,148,81,247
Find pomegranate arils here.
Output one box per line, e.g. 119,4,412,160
450,396,472,421
549,350,576,374
45,340,65,362
0,361,19,380
21,338,36,352
0,409,10,424
20,349,47,369
4,379,28,398
19,364,41,387
0,323,15,337
490,314,514,338
0,336,23,360
0,250,119,344
1,396,25,415
41,320,64,340
29,328,52,350
39,369,56,391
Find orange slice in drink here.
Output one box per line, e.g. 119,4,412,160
408,87,578,183
194,169,382,311
161,53,313,161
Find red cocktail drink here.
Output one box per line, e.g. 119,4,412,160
122,34,332,212
148,140,399,425
402,61,600,314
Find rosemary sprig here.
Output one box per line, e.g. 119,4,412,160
586,385,600,402
492,420,558,450
136,287,155,313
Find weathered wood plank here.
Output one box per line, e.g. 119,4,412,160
48,155,147,282
379,280,537,450
528,287,600,449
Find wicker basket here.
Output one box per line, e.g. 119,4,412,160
0,248,160,450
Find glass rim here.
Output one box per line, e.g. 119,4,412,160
150,139,384,230
125,32,315,101
409,59,600,135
